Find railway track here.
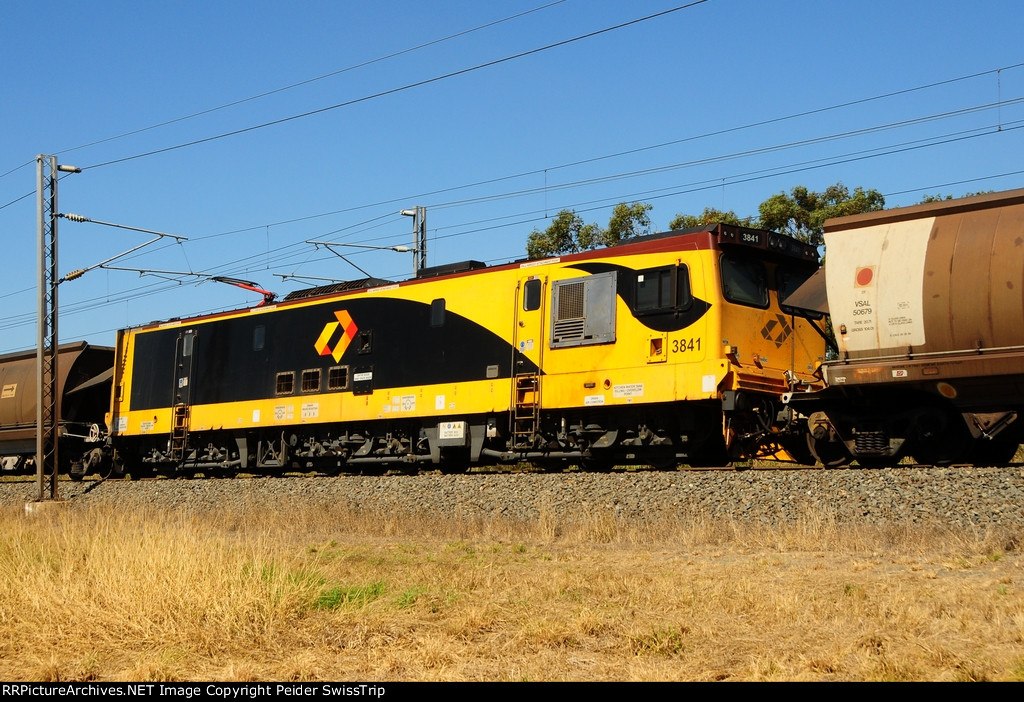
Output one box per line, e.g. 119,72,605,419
4,457,1022,485
4,465,1024,529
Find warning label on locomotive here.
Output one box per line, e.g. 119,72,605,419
613,383,644,398
390,395,415,412
702,375,717,393
584,395,605,406
825,218,932,352
301,402,319,419
438,421,466,439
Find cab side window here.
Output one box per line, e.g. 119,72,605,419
635,265,691,315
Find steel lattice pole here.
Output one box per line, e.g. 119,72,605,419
36,155,60,502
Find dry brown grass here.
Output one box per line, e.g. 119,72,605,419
0,500,1021,681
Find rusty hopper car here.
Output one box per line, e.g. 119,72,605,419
0,342,113,476
105,224,824,476
788,188,1024,466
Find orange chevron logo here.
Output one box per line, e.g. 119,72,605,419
314,310,358,363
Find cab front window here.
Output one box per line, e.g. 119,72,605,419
720,254,768,308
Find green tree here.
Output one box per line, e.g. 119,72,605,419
527,183,887,257
526,202,652,258
757,184,885,246
605,202,653,246
918,190,993,204
668,207,753,230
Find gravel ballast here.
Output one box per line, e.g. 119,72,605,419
4,467,1023,528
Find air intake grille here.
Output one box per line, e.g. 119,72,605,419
556,282,585,320
549,272,617,348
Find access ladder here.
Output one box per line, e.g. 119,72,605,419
512,373,541,450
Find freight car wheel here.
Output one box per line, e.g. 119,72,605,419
909,406,971,466
806,434,852,468
969,435,1020,466
911,436,968,466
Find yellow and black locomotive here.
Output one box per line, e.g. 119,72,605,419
106,223,824,475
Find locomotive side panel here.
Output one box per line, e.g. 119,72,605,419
112,277,530,439
534,249,717,410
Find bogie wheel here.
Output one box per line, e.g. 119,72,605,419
438,448,470,474
684,436,729,468
807,432,852,467
438,462,469,475
910,407,971,466
969,434,1020,466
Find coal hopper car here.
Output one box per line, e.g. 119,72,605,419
788,188,1024,466
0,342,113,477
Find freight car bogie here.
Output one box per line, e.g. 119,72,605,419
794,392,1022,467
968,431,1022,466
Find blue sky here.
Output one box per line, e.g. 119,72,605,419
2,0,1023,353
